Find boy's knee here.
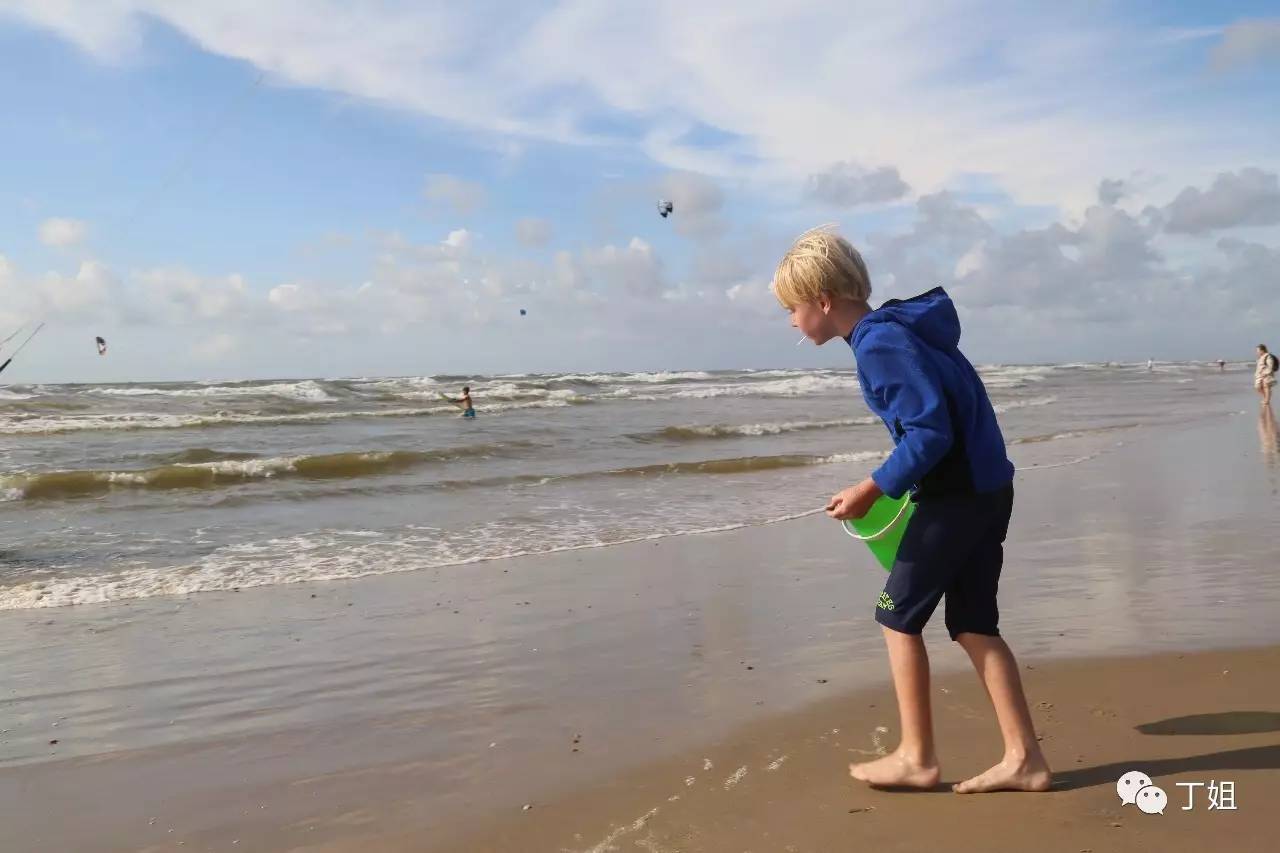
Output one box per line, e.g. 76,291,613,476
950,627,1001,646
944,597,999,641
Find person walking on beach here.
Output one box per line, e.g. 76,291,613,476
774,227,1051,794
1255,345,1277,407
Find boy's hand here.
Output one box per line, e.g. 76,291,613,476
825,478,883,521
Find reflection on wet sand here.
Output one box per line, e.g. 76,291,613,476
1259,405,1279,467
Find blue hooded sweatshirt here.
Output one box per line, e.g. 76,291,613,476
848,287,1014,500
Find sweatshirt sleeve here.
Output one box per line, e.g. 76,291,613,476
857,326,955,499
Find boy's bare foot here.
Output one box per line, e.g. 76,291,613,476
849,751,940,789
952,752,1052,793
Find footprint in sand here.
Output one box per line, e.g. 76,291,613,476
848,725,890,757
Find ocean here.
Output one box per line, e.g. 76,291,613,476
0,360,1249,610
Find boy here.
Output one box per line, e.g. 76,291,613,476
773,227,1051,794
445,386,476,418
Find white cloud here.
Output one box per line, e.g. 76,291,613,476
952,244,986,278
0,254,25,330
424,173,487,216
723,279,777,314
868,191,995,299
38,217,87,248
1162,168,1280,234
515,217,553,248
860,191,1167,319
1209,238,1280,314
136,268,248,322
654,171,725,241
578,237,666,297
39,260,115,316
1210,18,1280,70
840,187,1280,361
2,2,144,60
13,1,1262,215
692,251,753,289
193,332,238,361
1061,203,1162,280
443,228,473,250
805,163,910,207
1097,178,1128,206
4,180,1280,375
267,283,306,311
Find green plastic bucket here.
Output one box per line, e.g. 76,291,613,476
841,493,916,571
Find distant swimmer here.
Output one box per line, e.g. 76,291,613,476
441,386,476,418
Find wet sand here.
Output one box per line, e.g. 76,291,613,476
441,644,1280,853
1,402,1278,851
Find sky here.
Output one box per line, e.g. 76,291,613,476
1,1,1279,383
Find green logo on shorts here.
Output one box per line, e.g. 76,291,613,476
877,591,896,611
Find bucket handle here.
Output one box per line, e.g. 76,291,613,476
840,497,913,542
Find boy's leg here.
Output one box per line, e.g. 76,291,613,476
849,494,993,789
848,627,940,788
951,633,1052,793
942,485,1051,793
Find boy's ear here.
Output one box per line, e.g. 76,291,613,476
819,292,832,314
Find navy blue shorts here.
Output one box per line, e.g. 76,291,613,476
874,484,1013,640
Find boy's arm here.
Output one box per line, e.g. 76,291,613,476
857,326,954,499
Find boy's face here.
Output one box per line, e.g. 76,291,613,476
787,295,840,345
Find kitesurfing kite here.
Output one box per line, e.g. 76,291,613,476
0,322,45,377
657,199,673,219
96,336,107,355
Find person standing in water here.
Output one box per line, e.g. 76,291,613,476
445,386,476,418
1255,346,1277,407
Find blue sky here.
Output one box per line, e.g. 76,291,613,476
1,1,1279,383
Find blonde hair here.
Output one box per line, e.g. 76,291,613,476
772,225,871,308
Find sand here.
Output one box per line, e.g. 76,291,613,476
431,644,1280,853
9,645,1274,852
